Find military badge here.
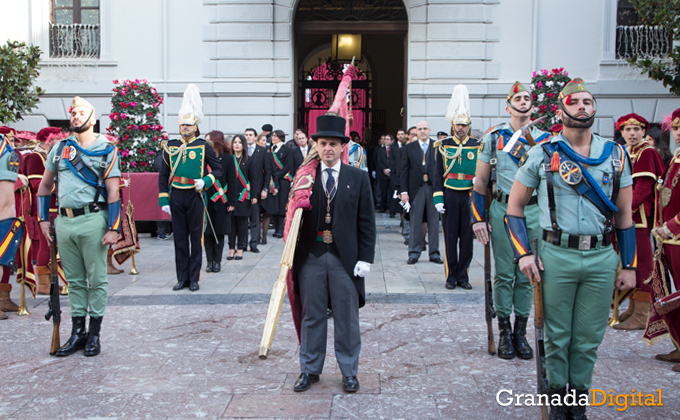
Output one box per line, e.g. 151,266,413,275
69,147,77,161
189,151,196,160
603,175,610,184
467,151,475,160
62,146,71,160
8,151,19,173
559,161,583,185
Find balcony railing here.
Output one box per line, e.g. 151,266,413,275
49,23,100,59
616,25,672,59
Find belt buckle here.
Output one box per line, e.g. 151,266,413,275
65,208,74,218
490,158,497,165
578,235,592,251
457,173,464,180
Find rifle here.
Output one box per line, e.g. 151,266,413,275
44,217,61,356
533,237,549,420
484,192,496,356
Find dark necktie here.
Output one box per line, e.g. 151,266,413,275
325,168,336,200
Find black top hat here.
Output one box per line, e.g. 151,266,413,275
311,115,349,143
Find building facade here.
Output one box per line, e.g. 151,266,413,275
1,0,677,140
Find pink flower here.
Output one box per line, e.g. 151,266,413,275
130,101,138,107
130,161,137,167
537,81,543,88
121,113,128,119
533,71,537,78
122,149,130,157
551,104,558,112
149,150,154,156
113,79,119,84
541,69,549,76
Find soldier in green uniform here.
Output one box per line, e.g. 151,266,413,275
506,79,636,419
0,132,23,321
470,81,550,360
433,85,480,290
157,84,222,292
347,137,367,171
37,96,122,357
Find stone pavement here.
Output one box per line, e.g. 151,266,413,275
1,216,679,419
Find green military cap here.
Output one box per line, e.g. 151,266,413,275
558,78,592,104
507,81,530,101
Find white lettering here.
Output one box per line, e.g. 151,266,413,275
496,389,513,406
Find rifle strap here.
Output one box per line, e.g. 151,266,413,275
489,134,498,199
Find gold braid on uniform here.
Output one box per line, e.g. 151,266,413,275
162,139,190,182
438,138,467,178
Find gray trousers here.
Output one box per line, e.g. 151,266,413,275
298,251,361,377
408,184,440,260
248,201,260,248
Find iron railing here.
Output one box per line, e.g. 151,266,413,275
49,23,100,59
616,25,672,59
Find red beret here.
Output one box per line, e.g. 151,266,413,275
15,131,36,141
36,127,64,142
615,113,649,131
0,126,17,136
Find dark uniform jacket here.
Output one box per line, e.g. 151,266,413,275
263,143,292,215
399,139,436,199
206,152,238,235
375,145,390,181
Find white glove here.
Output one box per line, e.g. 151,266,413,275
161,205,171,216
435,203,446,214
401,201,411,213
194,179,205,191
353,261,371,277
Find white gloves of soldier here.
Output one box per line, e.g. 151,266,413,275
353,261,371,278
161,205,171,216
400,201,411,213
195,179,205,191
435,203,446,214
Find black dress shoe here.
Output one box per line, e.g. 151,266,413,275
457,281,472,290
189,281,199,292
407,258,418,265
213,262,221,272
226,253,235,261
261,237,267,245
404,239,409,245
234,254,243,260
294,373,319,392
55,316,87,357
206,262,214,273
173,282,189,291
445,282,456,290
84,316,102,357
430,257,444,264
342,376,360,393
250,246,260,253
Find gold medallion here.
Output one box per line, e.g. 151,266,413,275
661,187,672,208
322,230,333,244
559,161,583,185
467,151,475,160
188,151,197,160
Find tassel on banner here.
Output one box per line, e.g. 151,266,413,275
550,151,560,172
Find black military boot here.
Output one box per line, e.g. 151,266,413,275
512,315,534,360
567,389,589,420
55,316,87,357
549,387,568,420
84,316,103,357
497,316,516,359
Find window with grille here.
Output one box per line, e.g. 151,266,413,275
50,0,100,59
616,0,671,59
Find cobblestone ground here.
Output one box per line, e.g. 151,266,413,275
1,217,678,419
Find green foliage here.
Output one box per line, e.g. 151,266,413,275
629,0,680,96
0,40,44,124
530,68,571,132
107,79,164,172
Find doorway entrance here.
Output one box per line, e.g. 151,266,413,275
294,0,408,147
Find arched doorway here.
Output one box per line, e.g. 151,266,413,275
294,0,408,147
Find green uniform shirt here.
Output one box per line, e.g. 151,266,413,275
515,133,632,236
0,137,19,182
45,134,121,209
478,123,548,195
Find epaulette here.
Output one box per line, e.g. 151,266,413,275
484,124,504,136
433,139,443,149
160,140,168,150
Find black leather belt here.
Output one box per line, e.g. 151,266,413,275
542,229,611,250
496,191,538,206
59,203,106,218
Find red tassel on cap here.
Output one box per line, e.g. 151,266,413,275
565,94,572,105
497,135,505,150
550,151,560,172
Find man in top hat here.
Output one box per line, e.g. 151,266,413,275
292,114,376,393
0,129,22,320
37,96,122,356
158,84,222,292
470,81,550,360
649,107,680,371
400,120,443,265
433,85,481,290
506,78,636,419
612,113,663,331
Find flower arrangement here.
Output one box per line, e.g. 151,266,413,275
530,68,571,132
107,79,163,172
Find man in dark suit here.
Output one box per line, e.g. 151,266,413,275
399,120,443,265
293,114,376,394
291,129,311,176
245,128,265,253
375,134,391,212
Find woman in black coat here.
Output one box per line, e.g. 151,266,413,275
204,131,237,273
227,135,251,260
262,130,292,238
